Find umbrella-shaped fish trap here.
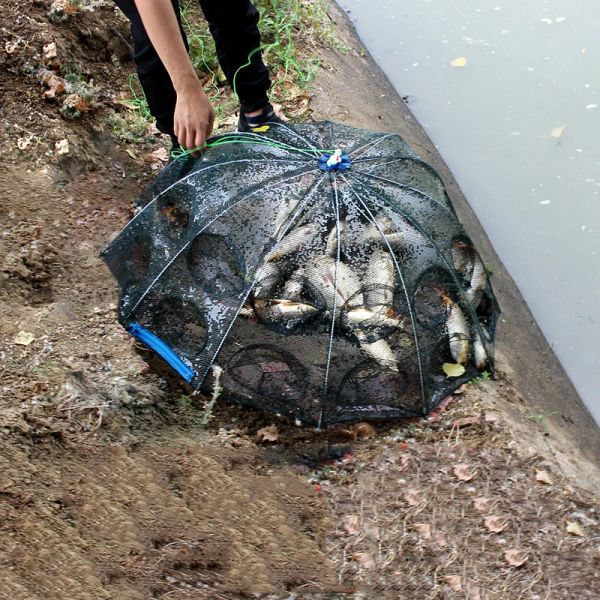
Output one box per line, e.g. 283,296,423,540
102,121,499,426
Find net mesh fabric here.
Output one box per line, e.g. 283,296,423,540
102,121,499,426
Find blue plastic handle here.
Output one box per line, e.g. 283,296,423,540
128,322,196,383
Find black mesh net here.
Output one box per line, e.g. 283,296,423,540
102,121,500,426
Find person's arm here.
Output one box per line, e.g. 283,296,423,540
134,0,214,150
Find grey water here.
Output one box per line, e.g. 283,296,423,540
338,0,600,422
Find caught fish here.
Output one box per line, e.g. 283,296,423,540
443,295,471,364
325,220,347,258
466,255,487,304
451,240,473,279
364,249,396,313
343,307,404,332
266,222,319,262
238,304,255,318
253,262,281,299
281,268,305,301
304,256,364,316
355,333,399,372
472,329,488,370
254,298,319,329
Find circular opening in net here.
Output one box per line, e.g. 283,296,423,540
413,267,457,330
227,344,307,402
126,234,152,284
336,362,420,411
187,234,245,296
150,296,206,355
156,190,191,239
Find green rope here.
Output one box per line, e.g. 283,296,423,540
169,134,334,160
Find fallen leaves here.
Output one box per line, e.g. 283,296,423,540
484,515,507,534
13,331,35,346
256,424,279,443
450,56,468,68
343,514,361,535
445,575,462,592
566,520,585,537
61,94,92,119
43,42,58,60
453,463,476,482
404,488,422,506
55,138,69,155
443,362,466,378
473,497,492,512
550,125,567,138
42,71,65,99
413,522,431,540
535,470,553,485
504,549,528,567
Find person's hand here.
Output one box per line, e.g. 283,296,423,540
173,79,215,153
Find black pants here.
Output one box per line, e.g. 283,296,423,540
114,0,271,136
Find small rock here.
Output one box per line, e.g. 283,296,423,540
55,138,69,155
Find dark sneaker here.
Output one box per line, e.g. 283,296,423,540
237,103,285,133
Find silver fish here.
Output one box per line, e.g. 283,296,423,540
472,330,488,370
253,262,281,299
355,333,399,372
444,297,471,364
451,240,473,279
238,304,255,318
325,220,347,258
343,307,404,331
266,222,319,262
282,268,305,301
254,298,320,328
304,256,364,316
466,255,487,304
364,249,396,313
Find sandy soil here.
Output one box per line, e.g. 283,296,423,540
1,1,600,598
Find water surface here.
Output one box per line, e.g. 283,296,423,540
338,0,600,421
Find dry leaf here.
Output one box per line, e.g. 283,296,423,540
504,549,528,567
354,551,375,570
364,524,380,540
343,515,361,535
453,384,467,395
55,138,69,155
256,424,279,443
43,42,57,59
63,94,90,112
450,56,468,68
433,531,448,548
42,72,65,99
150,147,169,163
351,422,376,439
550,125,567,138
473,497,491,512
443,362,466,378
484,515,507,533
566,520,585,537
404,488,421,506
453,463,476,482
13,331,35,346
535,469,553,485
444,575,462,592
413,522,431,540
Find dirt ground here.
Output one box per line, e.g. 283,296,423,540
2,1,600,599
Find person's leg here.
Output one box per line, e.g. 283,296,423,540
114,0,188,137
197,0,271,115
